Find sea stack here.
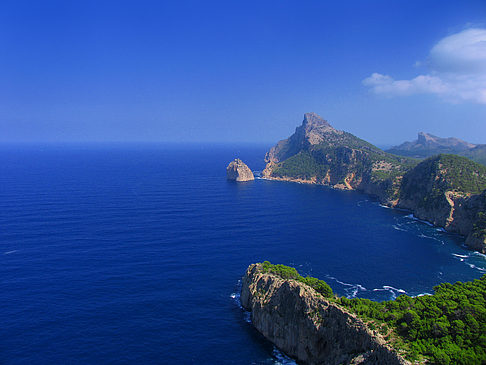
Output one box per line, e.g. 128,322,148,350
226,159,254,182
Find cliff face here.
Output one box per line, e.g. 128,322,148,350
262,113,411,200
226,159,254,182
262,113,486,253
265,113,342,164
397,154,486,253
241,264,410,365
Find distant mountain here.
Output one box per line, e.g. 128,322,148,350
387,132,486,165
263,112,415,194
262,113,486,253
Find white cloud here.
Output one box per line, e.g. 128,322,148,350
363,28,486,104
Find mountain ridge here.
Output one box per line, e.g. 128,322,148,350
262,113,486,253
387,132,486,165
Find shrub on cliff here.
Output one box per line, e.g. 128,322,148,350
261,261,333,298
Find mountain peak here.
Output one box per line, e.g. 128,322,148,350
302,113,332,128
387,132,479,159
417,132,439,144
299,113,336,145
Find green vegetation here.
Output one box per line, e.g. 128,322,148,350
464,145,486,166
258,262,486,364
473,207,486,240
271,129,417,189
400,154,486,210
261,261,333,298
273,151,328,179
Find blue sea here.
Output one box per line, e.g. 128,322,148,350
1,144,485,364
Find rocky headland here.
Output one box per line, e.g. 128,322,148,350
226,158,254,182
262,113,486,253
241,262,486,364
241,263,410,365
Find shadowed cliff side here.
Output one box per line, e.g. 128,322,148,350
241,263,410,365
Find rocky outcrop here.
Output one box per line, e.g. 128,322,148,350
226,159,254,182
264,113,340,164
262,113,486,253
241,264,410,365
396,155,486,253
262,113,408,200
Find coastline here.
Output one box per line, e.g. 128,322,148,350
261,174,480,250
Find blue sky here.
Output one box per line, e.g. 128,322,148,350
1,0,485,145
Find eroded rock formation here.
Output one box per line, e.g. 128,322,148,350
226,159,254,182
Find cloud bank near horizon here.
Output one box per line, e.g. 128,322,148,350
363,28,486,104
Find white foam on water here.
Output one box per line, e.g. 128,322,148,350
436,227,446,232
392,224,407,232
413,293,432,298
243,311,251,323
452,253,469,259
272,347,297,365
472,252,486,260
418,233,443,243
405,214,434,226
372,285,407,300
450,253,486,272
468,263,486,272
232,279,252,323
325,275,367,299
3,250,17,255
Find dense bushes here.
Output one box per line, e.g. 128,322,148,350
258,262,486,364
338,276,486,364
272,152,327,179
401,154,486,204
261,261,333,298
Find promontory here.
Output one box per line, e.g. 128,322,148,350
262,113,486,253
242,262,486,364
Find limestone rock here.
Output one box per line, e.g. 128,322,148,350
226,159,254,182
261,113,486,253
241,264,410,365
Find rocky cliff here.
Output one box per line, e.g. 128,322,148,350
262,112,413,201
262,113,486,253
398,154,486,252
226,159,254,181
241,263,410,365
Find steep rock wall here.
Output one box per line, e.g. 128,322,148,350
241,264,410,365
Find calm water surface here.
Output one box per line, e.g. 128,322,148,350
0,144,484,364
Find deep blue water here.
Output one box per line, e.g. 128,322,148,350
1,144,485,364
